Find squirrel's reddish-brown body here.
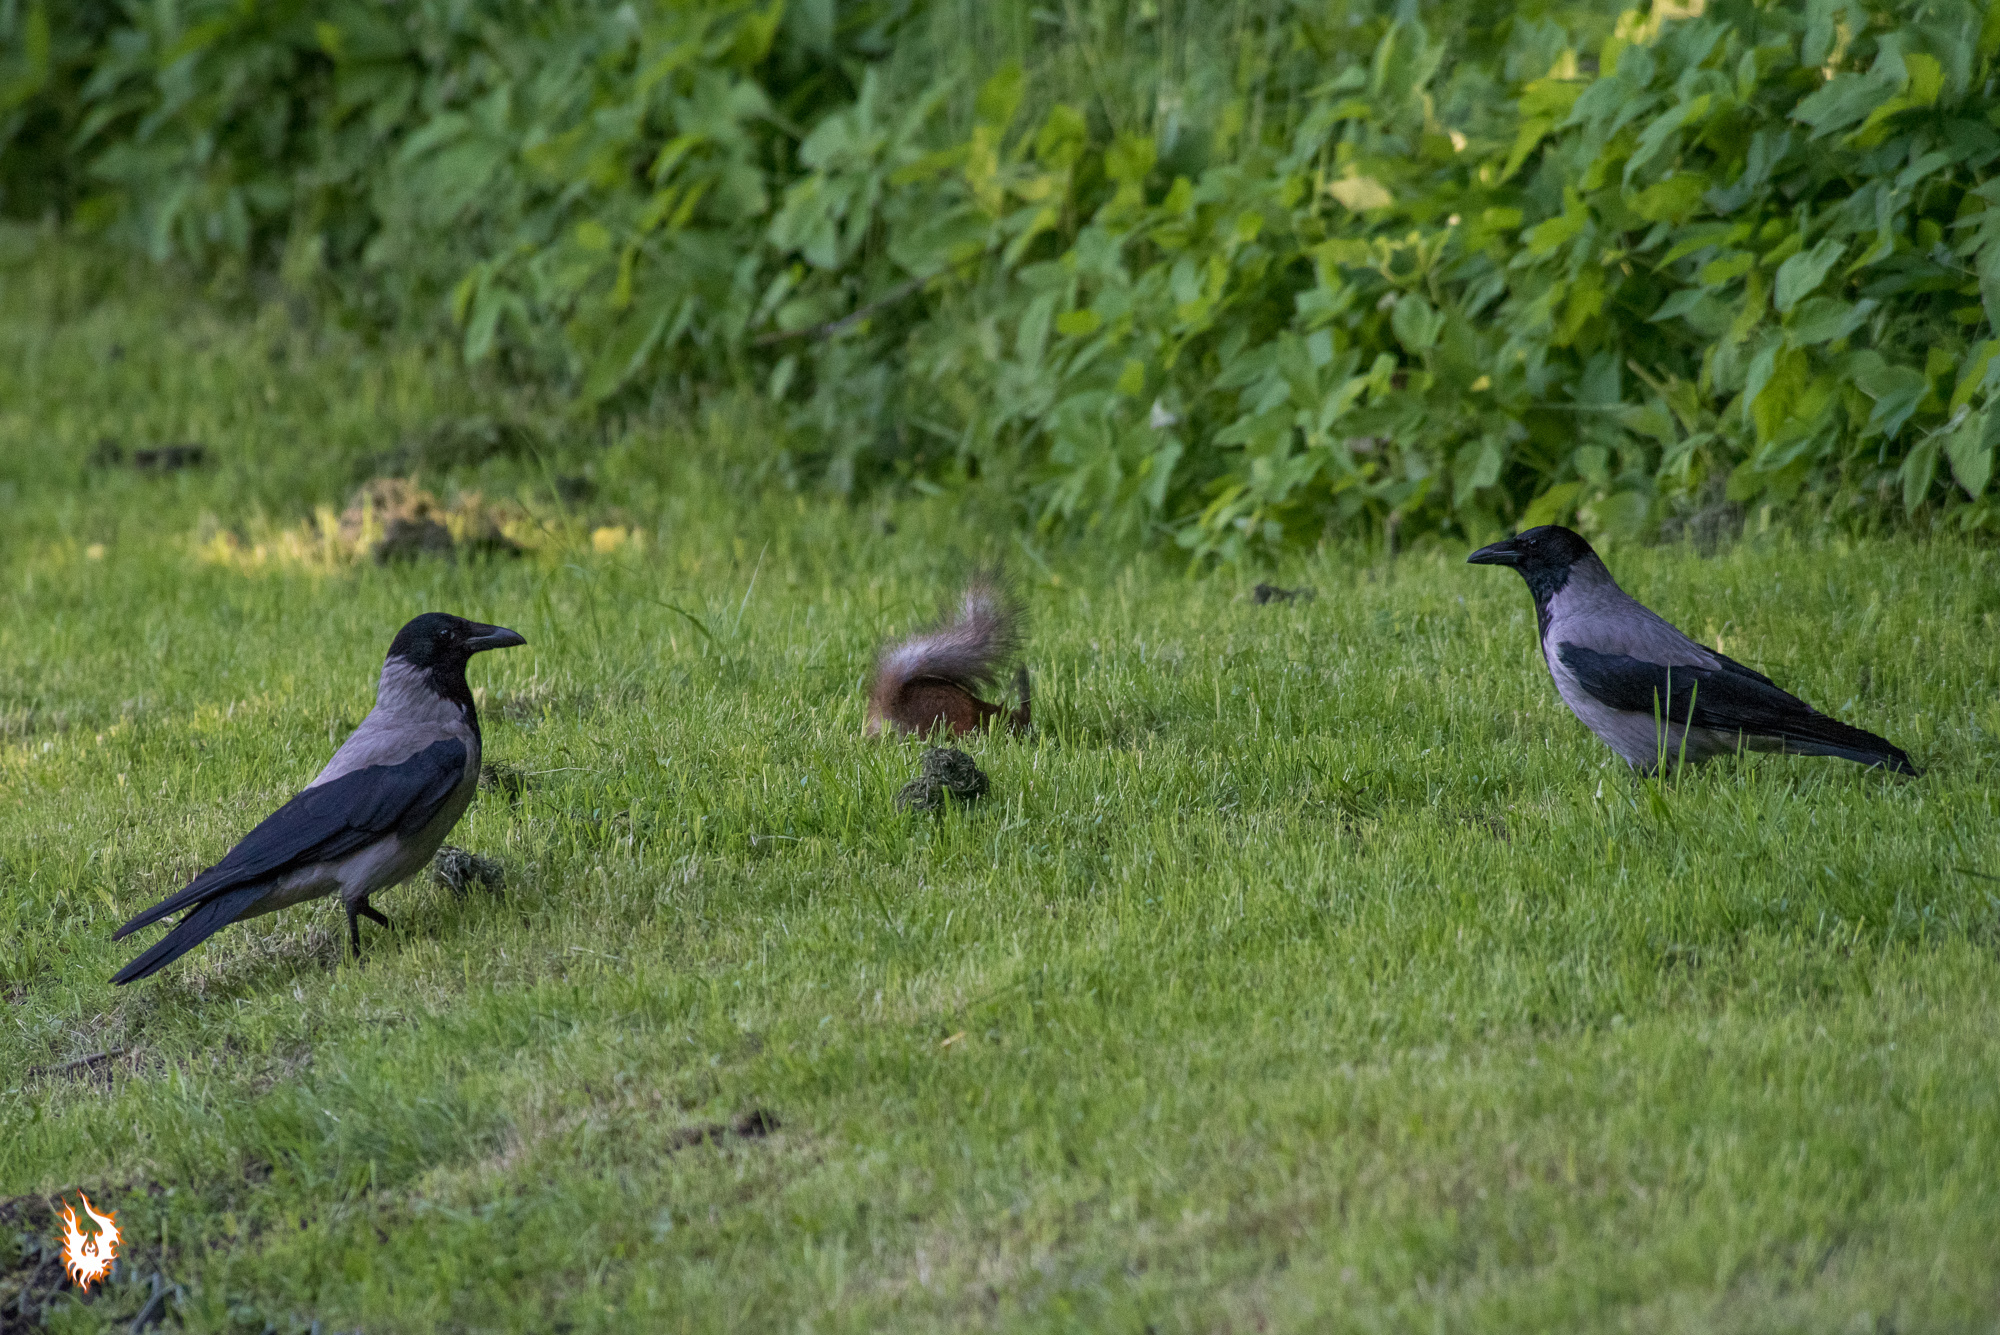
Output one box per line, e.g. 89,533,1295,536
865,582,1031,738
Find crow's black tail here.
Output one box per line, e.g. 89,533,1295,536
111,887,264,985
1776,716,1920,776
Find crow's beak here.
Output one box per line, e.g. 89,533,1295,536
1466,539,1521,566
465,623,527,653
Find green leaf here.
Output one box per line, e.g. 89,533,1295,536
1951,340,2000,413
1855,362,1930,439
1501,77,1582,182
1520,73,1583,120
1554,266,1606,346
1803,0,1839,65
1978,241,2000,335
1055,308,1102,338
1142,437,1183,510
1901,434,1941,512
1390,294,1443,352
1650,289,1710,324
1016,290,1058,363
1946,408,1994,498
463,279,525,367
976,61,1024,131
1626,94,1712,185
1850,55,1947,147
22,3,50,84
1521,481,1583,528
1620,401,1678,446
1699,252,1755,287
1035,105,1088,170
1575,445,1609,486
1904,52,1945,107
583,297,672,403
1326,171,1393,212
1583,490,1650,540
1725,459,1767,504
1526,187,1588,256
1105,134,1156,187
1747,343,1809,444
1630,172,1710,224
1728,267,1770,344
449,269,479,329
1661,222,1749,266
1773,237,1843,313
1785,296,1875,346
1453,437,1506,506
1501,118,1555,182
1791,73,1896,139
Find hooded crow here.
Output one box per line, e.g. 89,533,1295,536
110,613,526,984
1467,526,1916,775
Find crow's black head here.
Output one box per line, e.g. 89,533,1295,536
1466,525,1599,603
387,613,527,669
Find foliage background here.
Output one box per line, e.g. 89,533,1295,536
5,0,2000,558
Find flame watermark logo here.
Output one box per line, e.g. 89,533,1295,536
58,1191,120,1291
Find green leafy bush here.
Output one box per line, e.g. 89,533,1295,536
7,0,2000,555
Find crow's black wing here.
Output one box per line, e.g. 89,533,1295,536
1557,644,1797,727
110,885,272,985
113,738,468,940
1706,649,1779,689
1555,644,1914,772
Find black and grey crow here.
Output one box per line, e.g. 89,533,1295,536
110,613,526,984
1468,526,1916,775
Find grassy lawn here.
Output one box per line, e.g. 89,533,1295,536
4,233,2000,1333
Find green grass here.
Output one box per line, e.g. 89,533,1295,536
4,231,2000,1333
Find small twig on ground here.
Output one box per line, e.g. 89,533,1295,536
130,1272,172,1331
28,1048,128,1080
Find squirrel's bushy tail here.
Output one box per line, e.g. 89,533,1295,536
1009,663,1031,732
867,580,1030,737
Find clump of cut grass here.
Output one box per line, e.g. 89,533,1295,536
895,747,992,812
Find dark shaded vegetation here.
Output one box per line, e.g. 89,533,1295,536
9,1,2000,556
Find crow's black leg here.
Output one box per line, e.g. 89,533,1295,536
346,898,389,963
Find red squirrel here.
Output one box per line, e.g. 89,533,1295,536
865,580,1031,737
